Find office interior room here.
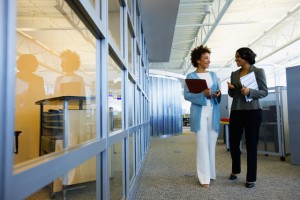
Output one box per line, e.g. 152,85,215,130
1,0,300,199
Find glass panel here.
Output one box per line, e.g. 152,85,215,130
142,97,145,123
137,91,140,124
15,0,97,164
141,66,144,90
157,78,163,135
129,132,134,182
26,157,97,199
144,75,146,95
240,89,281,154
110,141,124,200
108,0,121,51
108,56,122,134
135,51,140,83
136,13,141,45
149,77,182,136
128,79,134,127
128,28,133,73
89,0,96,8
127,0,132,16
259,91,279,153
136,130,140,167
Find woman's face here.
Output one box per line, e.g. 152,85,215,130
197,52,210,68
235,52,247,67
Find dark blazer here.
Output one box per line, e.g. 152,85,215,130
228,65,268,110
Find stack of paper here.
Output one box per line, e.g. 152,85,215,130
240,72,258,102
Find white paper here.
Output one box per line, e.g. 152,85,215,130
240,72,258,102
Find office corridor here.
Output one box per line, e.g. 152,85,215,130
134,130,300,200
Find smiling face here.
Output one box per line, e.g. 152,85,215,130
235,52,248,67
197,52,210,69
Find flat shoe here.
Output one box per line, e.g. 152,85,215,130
229,174,237,180
200,184,209,188
245,182,254,188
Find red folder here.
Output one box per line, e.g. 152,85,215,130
185,79,208,94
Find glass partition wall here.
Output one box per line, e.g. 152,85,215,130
149,76,183,137
0,0,150,199
240,86,289,160
15,0,97,164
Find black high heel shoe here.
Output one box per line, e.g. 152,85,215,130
229,174,237,180
245,182,255,188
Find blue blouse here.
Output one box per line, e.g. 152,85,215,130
184,71,221,133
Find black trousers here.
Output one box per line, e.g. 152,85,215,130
229,109,262,182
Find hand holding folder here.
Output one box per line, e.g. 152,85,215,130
185,79,208,94
240,72,258,102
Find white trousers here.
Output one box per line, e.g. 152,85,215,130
195,106,218,185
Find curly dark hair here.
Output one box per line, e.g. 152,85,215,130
236,47,256,65
190,45,211,67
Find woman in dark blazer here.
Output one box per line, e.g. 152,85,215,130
227,47,268,188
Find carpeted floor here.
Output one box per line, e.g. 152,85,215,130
135,131,300,200
26,130,300,200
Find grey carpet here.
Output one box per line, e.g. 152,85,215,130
135,132,300,200
26,131,300,200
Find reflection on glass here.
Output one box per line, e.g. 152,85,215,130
136,130,140,166
136,91,140,124
54,50,86,97
89,0,96,8
141,65,145,90
128,79,134,127
135,53,140,83
127,0,132,16
26,157,97,199
129,133,134,182
110,141,123,200
108,56,122,134
14,54,46,163
136,16,141,46
258,92,279,153
15,0,96,165
109,0,121,51
128,28,133,73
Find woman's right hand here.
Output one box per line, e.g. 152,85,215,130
227,82,235,89
203,88,211,98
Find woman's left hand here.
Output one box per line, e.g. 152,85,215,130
241,86,250,96
213,90,221,97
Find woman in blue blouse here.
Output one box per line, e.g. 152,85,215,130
184,45,221,188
